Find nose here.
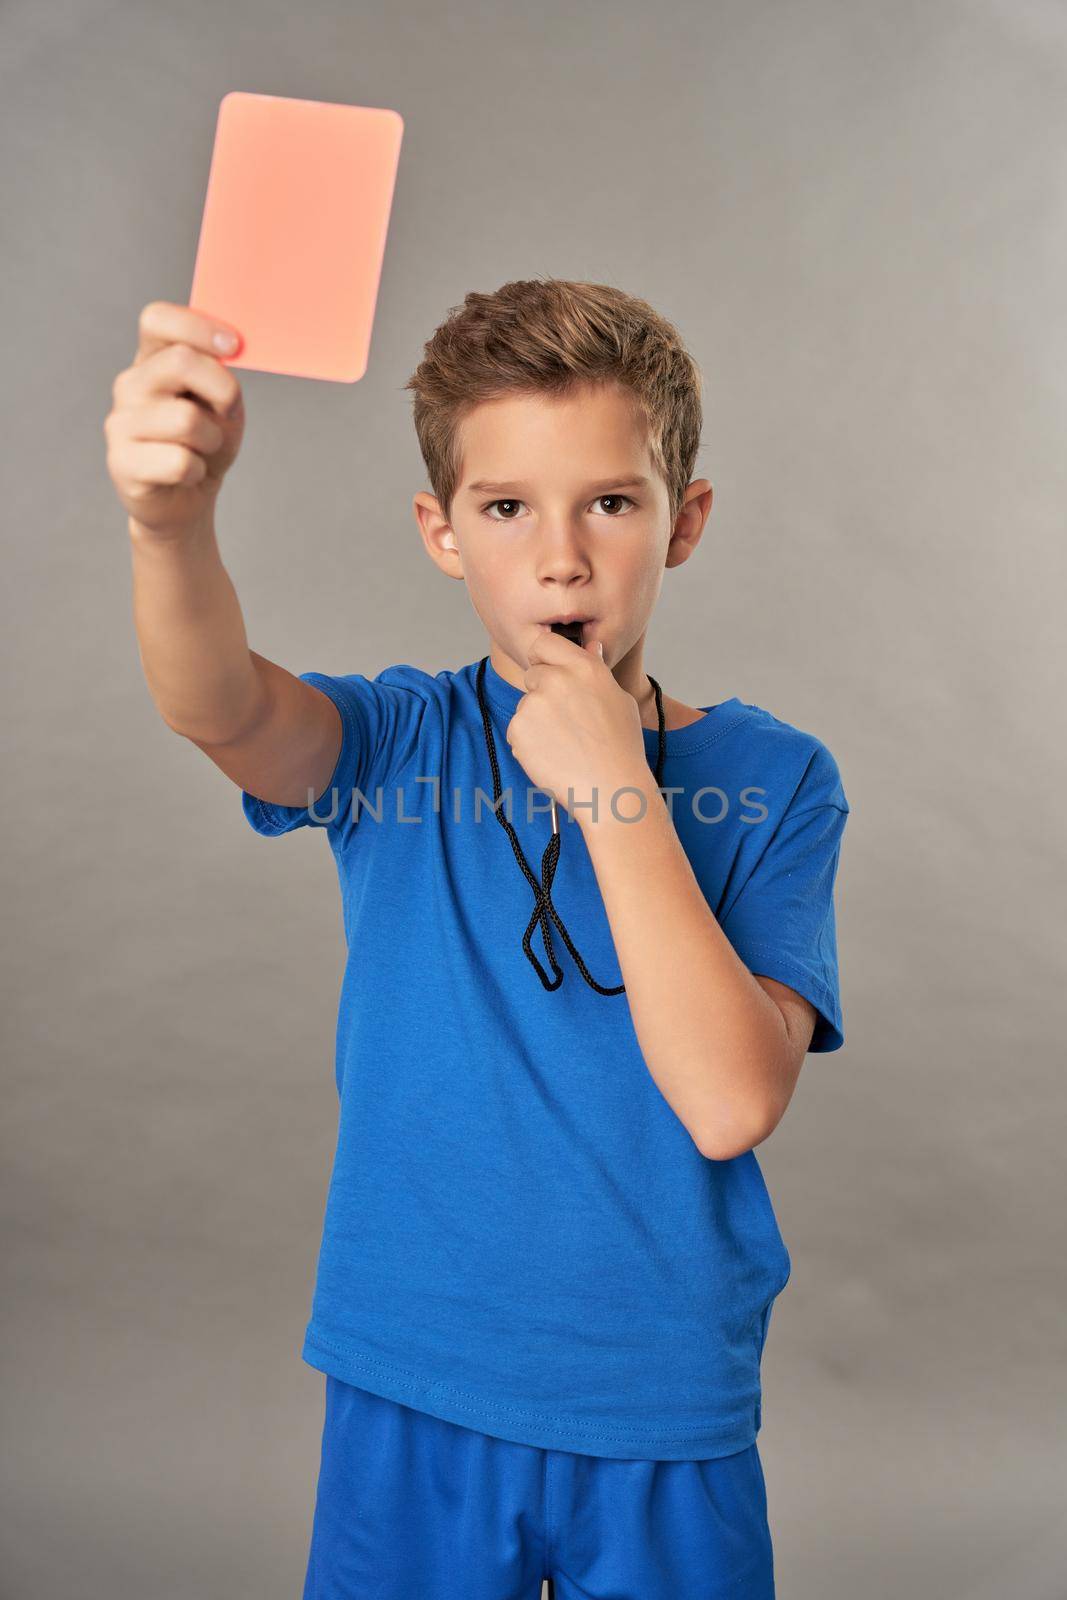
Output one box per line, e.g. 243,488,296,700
535,522,592,586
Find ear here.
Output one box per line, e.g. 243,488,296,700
413,491,464,580
665,479,713,571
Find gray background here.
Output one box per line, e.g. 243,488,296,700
3,1,1066,1596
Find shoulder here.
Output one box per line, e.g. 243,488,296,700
732,700,849,813
333,661,451,715
370,661,441,694
299,662,447,757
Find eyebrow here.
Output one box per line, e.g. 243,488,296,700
465,475,651,496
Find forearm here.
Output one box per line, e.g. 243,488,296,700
128,515,262,743
579,769,793,1159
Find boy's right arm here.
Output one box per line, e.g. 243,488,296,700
107,302,349,809
187,644,346,814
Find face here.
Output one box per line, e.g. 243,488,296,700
412,381,712,696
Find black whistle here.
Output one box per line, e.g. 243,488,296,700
550,620,585,646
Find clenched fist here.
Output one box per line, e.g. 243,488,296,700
104,300,246,543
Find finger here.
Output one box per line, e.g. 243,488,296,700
122,340,242,423
134,300,242,367
121,439,209,491
120,395,226,455
529,628,571,660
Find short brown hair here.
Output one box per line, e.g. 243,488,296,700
402,277,704,527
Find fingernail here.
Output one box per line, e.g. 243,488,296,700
213,330,239,354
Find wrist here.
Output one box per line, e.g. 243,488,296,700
576,763,663,833
127,513,217,553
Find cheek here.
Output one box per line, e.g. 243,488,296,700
463,558,521,621
613,549,663,605
475,549,523,602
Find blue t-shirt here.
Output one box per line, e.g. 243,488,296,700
241,655,849,1460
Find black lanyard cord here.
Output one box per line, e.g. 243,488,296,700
475,655,667,995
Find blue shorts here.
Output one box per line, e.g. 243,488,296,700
302,1376,775,1599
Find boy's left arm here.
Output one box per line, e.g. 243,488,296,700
580,769,815,1163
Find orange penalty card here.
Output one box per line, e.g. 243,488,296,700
189,92,404,383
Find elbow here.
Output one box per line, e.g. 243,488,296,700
695,1131,754,1163
694,1099,780,1163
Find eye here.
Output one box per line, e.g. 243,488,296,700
480,494,636,521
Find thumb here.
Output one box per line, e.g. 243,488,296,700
588,637,604,659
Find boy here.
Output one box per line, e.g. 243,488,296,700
107,278,848,1599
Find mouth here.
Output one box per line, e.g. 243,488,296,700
540,615,595,646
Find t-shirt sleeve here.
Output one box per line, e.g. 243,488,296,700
240,666,429,839
717,744,849,1053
